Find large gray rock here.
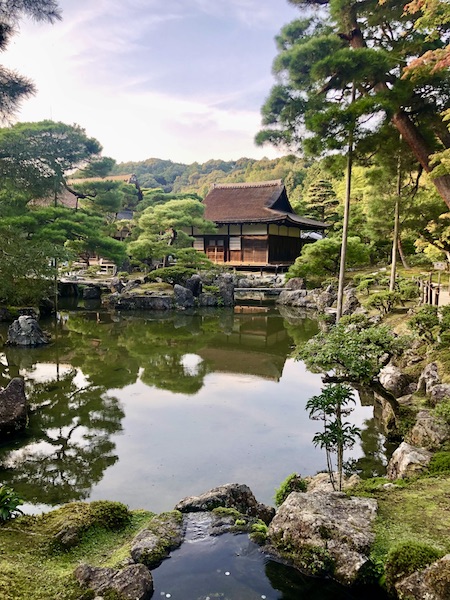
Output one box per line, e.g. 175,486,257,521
6,316,49,346
342,289,361,316
197,292,219,307
175,482,275,524
74,563,153,600
284,277,306,290
106,294,173,310
395,554,450,600
185,274,202,297
82,285,101,300
267,491,377,585
0,378,27,436
386,441,432,480
417,362,440,395
407,410,450,450
130,512,183,568
218,274,234,307
379,364,411,398
173,284,195,308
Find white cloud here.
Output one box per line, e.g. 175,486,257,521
3,0,298,163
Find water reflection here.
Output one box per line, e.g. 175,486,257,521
0,369,123,504
0,307,388,512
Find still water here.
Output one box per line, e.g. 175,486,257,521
0,303,389,513
0,303,391,599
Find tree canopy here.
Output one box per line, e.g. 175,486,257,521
256,0,450,207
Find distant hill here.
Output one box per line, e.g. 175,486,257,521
111,155,310,197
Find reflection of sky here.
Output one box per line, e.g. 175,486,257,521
87,357,376,514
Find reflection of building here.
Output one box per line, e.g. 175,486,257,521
197,310,291,381
189,180,327,268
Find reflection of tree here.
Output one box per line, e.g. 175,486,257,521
0,370,124,505
345,418,390,479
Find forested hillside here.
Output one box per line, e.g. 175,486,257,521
111,155,310,198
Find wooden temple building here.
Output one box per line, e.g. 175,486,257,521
187,180,327,269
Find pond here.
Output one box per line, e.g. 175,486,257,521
0,303,390,514
0,303,393,598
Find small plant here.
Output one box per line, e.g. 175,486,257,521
384,541,444,592
306,384,361,491
435,401,450,425
274,473,307,507
0,485,24,521
250,521,268,544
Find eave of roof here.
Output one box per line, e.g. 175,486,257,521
213,210,328,230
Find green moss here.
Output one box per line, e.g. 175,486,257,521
0,504,154,600
353,476,450,575
211,507,243,519
385,541,444,592
249,521,268,545
279,540,334,577
274,473,307,507
89,501,131,530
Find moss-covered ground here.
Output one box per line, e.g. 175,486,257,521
352,475,450,566
0,504,154,600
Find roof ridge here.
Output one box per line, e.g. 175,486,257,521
212,179,283,190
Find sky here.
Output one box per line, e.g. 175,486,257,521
3,0,300,165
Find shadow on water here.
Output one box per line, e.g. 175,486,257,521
152,514,388,600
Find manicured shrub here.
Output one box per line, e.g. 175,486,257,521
385,541,444,591
274,473,307,507
145,266,195,286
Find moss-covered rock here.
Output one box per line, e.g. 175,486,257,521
130,511,183,568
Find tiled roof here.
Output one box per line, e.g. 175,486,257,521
203,180,327,230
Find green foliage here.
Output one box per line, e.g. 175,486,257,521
0,225,64,305
129,197,215,266
296,316,407,383
287,236,370,281
145,266,196,286
0,486,23,522
429,451,450,473
385,541,444,592
89,501,131,530
274,473,307,507
306,384,360,491
249,521,268,545
256,0,450,208
408,306,441,345
0,121,101,198
365,290,402,315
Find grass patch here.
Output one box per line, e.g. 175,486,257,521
0,505,154,600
